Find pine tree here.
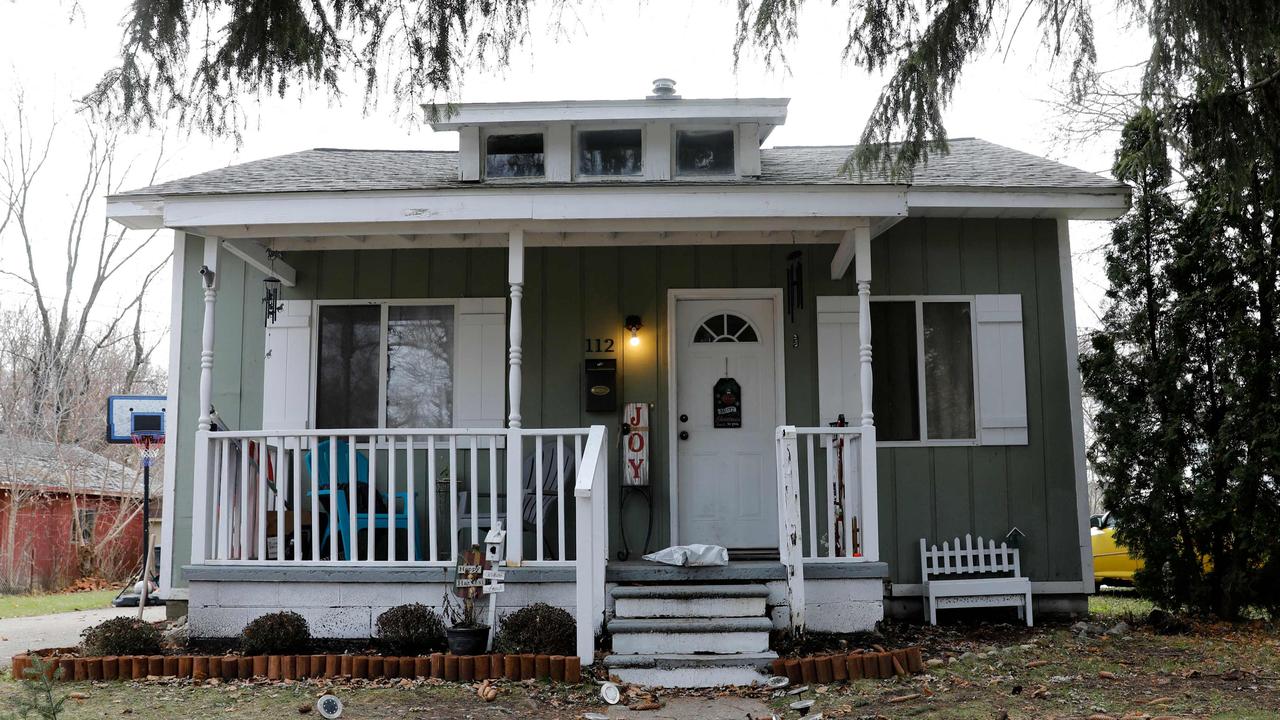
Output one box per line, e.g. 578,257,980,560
1081,111,1204,611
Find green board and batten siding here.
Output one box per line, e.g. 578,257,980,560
169,217,1082,590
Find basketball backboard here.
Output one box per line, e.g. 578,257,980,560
106,395,167,444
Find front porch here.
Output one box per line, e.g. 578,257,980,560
183,225,887,663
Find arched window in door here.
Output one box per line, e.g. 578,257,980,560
693,312,760,343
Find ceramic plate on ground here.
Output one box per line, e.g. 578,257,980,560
600,682,621,705
316,694,344,719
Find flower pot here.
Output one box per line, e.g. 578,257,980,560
445,627,489,656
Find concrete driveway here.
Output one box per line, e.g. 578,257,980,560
0,605,165,667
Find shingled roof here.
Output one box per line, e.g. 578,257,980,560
117,138,1123,198
0,435,146,498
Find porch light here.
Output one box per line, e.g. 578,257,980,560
625,315,643,347
262,250,285,325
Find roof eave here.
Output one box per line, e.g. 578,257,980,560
427,97,790,130
106,196,166,230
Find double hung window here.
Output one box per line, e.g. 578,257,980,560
871,299,977,442
315,303,456,429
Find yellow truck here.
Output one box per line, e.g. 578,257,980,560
1090,512,1142,585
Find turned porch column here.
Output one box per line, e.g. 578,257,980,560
854,226,873,427
853,224,879,562
196,237,221,431
505,229,525,562
191,236,221,565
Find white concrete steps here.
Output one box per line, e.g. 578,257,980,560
603,652,777,689
612,583,769,618
606,583,777,686
609,616,774,654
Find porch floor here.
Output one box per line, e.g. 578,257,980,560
606,560,889,583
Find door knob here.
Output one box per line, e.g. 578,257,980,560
679,430,690,441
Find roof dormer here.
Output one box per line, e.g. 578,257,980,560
427,80,787,183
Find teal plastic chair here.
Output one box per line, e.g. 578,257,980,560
304,439,424,560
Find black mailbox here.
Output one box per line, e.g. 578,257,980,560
585,359,617,413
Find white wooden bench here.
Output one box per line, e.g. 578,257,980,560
920,535,1033,626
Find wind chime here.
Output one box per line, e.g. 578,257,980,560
262,249,285,325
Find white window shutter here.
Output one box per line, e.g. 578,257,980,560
816,296,861,426
262,300,313,431
455,298,506,428
975,294,1029,445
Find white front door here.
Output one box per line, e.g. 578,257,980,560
674,297,779,551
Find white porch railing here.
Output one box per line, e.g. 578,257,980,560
189,425,606,662
573,425,608,664
775,425,879,631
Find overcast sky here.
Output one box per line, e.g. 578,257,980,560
0,1,1149,369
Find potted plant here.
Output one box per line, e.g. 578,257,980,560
443,545,490,655
442,591,489,656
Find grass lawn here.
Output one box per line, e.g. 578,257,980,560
1,591,1275,719
0,590,117,620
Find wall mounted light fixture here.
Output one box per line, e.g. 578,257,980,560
624,315,643,347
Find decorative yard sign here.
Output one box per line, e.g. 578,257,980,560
622,402,650,487
713,377,743,428
454,546,487,599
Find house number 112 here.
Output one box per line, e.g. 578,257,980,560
584,338,615,352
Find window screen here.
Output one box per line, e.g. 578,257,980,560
676,129,734,175
315,305,380,429
386,305,454,428
486,133,544,178
870,301,920,441
578,129,642,176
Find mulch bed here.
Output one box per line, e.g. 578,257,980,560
11,652,582,685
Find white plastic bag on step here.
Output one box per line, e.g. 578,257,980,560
642,544,729,567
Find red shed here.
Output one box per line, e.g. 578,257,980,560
0,435,154,591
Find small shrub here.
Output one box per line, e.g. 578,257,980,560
12,656,67,720
493,603,575,656
239,611,311,655
375,603,446,655
80,617,163,656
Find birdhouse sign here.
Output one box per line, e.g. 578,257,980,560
453,546,487,599
713,377,742,428
622,402,650,487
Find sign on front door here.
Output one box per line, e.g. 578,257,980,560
713,377,742,428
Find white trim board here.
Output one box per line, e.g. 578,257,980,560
158,230,185,599
1058,218,1096,595
265,229,849,251
427,97,790,129
108,186,1128,234
665,288,787,546
152,186,908,230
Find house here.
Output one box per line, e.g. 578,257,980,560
108,80,1127,684
0,434,147,591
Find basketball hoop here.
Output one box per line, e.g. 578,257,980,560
131,434,165,468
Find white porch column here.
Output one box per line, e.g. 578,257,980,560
505,229,525,562
197,237,221,431
854,225,879,562
191,236,220,565
855,226,873,426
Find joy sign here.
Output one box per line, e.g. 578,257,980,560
622,402,650,487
